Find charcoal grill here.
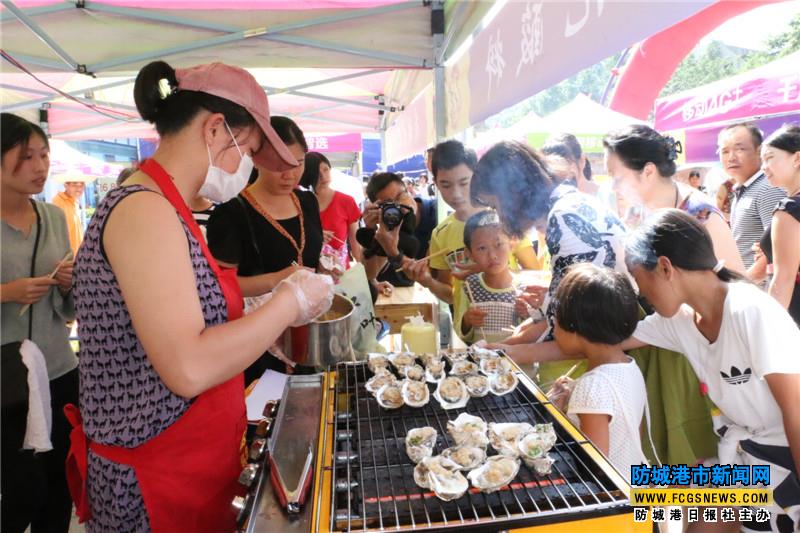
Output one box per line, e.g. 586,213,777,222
310,359,644,532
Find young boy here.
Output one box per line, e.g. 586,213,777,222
458,211,521,344
550,263,650,483
404,141,539,312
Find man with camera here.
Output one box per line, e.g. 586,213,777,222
357,172,426,300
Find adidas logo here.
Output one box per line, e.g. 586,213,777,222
720,366,752,385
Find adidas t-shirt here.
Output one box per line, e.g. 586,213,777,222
633,282,800,447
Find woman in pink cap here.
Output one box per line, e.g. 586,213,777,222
66,60,334,532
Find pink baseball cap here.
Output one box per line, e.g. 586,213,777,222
175,62,299,172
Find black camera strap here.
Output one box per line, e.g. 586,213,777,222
236,195,267,272
28,200,42,341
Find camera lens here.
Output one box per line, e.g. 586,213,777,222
381,204,403,230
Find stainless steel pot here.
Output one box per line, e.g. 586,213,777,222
282,294,358,371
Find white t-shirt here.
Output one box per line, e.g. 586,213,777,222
567,357,648,482
634,282,800,449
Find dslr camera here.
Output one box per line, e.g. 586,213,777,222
379,202,413,230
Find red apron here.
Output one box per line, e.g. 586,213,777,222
64,158,246,532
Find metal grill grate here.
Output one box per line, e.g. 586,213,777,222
328,361,631,532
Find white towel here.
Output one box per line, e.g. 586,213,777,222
19,339,53,453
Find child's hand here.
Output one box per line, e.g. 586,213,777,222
547,376,575,410
463,305,487,328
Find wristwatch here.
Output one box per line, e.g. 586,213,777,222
388,251,405,268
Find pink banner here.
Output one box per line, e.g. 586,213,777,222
305,133,362,153
655,51,800,131
464,1,712,128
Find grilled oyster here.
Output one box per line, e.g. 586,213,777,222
401,379,430,408
403,364,426,382
365,368,397,395
488,371,518,396
488,422,534,457
441,446,486,471
367,353,390,373
444,351,470,364
434,376,469,410
425,358,446,383
463,374,489,397
428,462,469,501
446,413,489,448
413,455,460,490
467,455,520,493
480,356,512,375
469,345,500,361
530,454,555,476
376,383,404,409
417,352,439,366
405,426,437,463
518,424,557,467
388,352,416,370
450,360,479,377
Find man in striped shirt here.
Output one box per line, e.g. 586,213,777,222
718,123,785,272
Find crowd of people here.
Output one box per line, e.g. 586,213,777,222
1,56,799,533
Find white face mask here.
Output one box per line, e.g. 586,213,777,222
199,122,254,203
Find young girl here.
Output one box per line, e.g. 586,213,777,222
458,210,521,344
627,209,800,532
551,263,650,483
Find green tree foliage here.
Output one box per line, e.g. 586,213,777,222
660,12,800,98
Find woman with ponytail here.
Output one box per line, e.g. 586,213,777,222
627,209,800,533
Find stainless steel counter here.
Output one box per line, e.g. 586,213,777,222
245,374,324,533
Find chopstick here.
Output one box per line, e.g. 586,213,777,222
330,234,346,245
19,251,72,316
394,247,451,272
542,363,580,396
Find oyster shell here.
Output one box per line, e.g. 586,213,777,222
367,353,390,373
463,374,489,397
480,356,512,375
488,422,534,456
469,345,500,361
467,455,520,493
488,371,519,396
517,424,557,466
446,413,489,448
365,368,397,395
450,360,479,377
417,352,439,366
428,461,469,501
376,383,404,409
441,446,486,471
425,358,446,383
401,379,430,408
433,377,469,410
403,364,426,382
406,427,437,463
530,454,555,476
444,351,470,364
413,455,460,490
388,352,416,370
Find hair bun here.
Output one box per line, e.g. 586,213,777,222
134,60,178,123
663,135,682,161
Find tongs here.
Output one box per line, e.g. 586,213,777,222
269,444,315,514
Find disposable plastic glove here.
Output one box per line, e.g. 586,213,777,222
274,269,335,326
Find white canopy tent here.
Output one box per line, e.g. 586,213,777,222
2,0,715,164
